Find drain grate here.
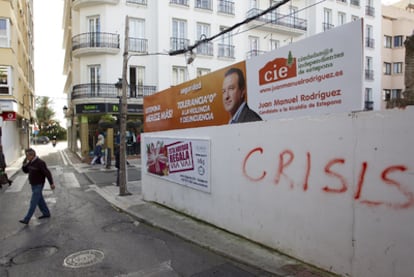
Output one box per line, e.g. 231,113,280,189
63,249,104,268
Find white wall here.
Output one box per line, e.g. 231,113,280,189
142,107,414,277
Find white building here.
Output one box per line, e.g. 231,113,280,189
62,0,382,159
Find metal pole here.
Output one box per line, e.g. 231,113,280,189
119,15,130,196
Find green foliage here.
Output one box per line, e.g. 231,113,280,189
35,96,66,139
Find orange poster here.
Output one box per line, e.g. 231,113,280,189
144,61,255,132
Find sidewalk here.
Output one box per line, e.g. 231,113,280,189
6,152,338,277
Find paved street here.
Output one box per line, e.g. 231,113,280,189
0,143,278,277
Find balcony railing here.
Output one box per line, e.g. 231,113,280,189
170,0,189,6
246,50,266,59
170,37,190,51
72,0,119,10
365,37,375,48
129,37,148,53
365,69,374,80
71,83,157,100
195,0,212,10
195,41,214,56
364,101,374,111
126,0,147,5
365,5,375,17
246,8,307,32
323,22,334,31
350,0,360,6
218,44,235,59
218,0,234,15
72,32,120,51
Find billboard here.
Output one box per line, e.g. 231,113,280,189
246,19,363,119
144,19,363,132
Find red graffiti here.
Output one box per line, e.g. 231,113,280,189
242,148,413,210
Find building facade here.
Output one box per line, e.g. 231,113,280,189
0,0,35,163
382,0,414,109
62,0,382,159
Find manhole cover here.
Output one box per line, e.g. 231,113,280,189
63,249,104,268
12,246,58,265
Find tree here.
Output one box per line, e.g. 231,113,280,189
35,96,55,131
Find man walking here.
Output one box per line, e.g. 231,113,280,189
19,148,55,224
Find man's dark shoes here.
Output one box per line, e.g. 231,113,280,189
8,180,12,186
38,215,50,219
19,219,29,224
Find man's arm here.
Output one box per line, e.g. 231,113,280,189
40,160,55,189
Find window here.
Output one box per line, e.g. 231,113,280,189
269,39,280,50
129,66,145,97
88,65,101,96
218,26,234,58
197,68,210,77
338,12,346,26
323,8,333,31
195,0,212,10
365,25,374,48
172,66,187,85
88,16,101,47
383,62,391,75
0,18,10,47
351,15,359,21
172,19,188,51
393,62,403,74
196,23,212,55
0,65,11,94
218,0,234,14
391,89,402,99
129,18,146,52
384,35,392,48
364,88,373,110
394,36,403,47
249,36,259,52
383,89,391,101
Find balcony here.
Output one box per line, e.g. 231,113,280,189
195,0,212,10
365,6,375,17
169,0,189,6
126,0,147,5
323,22,334,32
195,41,214,56
246,50,266,59
365,69,374,80
72,0,119,10
364,101,374,111
71,83,157,100
170,37,190,52
72,32,120,57
218,0,234,15
218,44,235,59
246,8,307,36
350,0,360,6
129,38,148,53
365,37,375,48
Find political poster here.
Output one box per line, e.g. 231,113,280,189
145,137,211,193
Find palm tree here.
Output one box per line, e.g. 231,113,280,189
35,96,55,131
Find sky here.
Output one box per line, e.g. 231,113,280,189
32,0,401,125
33,0,66,125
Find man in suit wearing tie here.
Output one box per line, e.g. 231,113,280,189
222,67,262,124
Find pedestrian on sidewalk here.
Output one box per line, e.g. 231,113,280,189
91,134,105,165
19,148,55,225
0,145,12,188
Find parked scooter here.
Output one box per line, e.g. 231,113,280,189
52,136,57,147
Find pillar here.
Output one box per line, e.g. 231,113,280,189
80,115,89,162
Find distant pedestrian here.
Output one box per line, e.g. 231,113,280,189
0,145,12,188
20,148,55,225
91,134,105,165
